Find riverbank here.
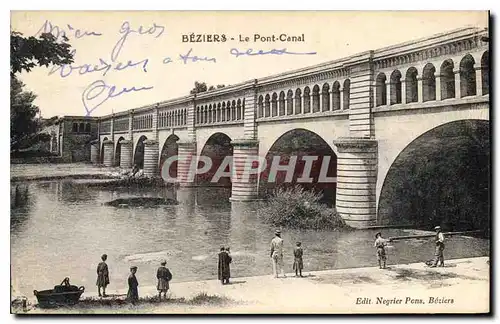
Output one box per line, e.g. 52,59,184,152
10,163,119,181
15,256,489,314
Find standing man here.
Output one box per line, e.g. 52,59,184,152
430,226,445,267
270,230,286,278
218,246,232,285
96,254,109,297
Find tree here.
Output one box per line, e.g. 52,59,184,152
10,76,41,150
190,81,225,94
10,31,74,77
10,30,74,150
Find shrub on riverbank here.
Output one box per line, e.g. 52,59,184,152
85,177,169,188
260,185,347,230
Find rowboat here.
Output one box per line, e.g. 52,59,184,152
33,277,85,308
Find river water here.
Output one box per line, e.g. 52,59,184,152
11,180,489,297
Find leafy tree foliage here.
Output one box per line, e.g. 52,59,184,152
10,30,74,150
10,31,74,77
190,81,225,94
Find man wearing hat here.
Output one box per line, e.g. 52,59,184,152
156,260,172,301
430,226,445,267
270,230,286,278
374,232,388,269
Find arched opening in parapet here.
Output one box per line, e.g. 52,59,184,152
115,137,125,167
260,129,337,206
257,95,264,118
286,90,293,114
100,137,108,164
160,134,180,181
422,63,436,102
78,122,85,133
343,79,350,110
197,133,233,187
264,94,271,117
332,82,341,110
460,54,476,97
271,93,278,117
440,59,455,99
376,73,387,106
294,89,302,114
377,119,489,231
85,123,91,133
134,135,147,169
312,85,320,112
322,83,330,111
481,51,489,95
405,67,418,103
303,87,311,113
279,91,286,116
390,70,402,105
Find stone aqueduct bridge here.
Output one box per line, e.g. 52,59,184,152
90,27,489,228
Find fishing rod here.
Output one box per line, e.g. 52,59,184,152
388,230,485,241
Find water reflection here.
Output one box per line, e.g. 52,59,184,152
10,180,490,298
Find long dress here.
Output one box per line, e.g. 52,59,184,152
156,266,173,292
127,274,139,302
96,261,109,287
293,247,303,271
218,251,232,281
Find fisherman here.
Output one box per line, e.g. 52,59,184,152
430,226,445,267
127,266,139,304
156,260,173,302
270,230,286,278
374,232,388,269
96,254,109,297
218,246,232,285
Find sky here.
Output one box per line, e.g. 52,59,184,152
10,11,488,118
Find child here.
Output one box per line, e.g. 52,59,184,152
96,254,109,297
127,266,139,304
293,242,304,277
374,232,388,269
156,260,173,302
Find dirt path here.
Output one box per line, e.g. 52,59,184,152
16,256,489,314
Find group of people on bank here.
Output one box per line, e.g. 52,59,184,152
95,226,445,302
96,254,172,303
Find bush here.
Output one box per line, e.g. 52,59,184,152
260,185,347,230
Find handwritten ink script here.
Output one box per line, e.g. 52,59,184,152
82,80,153,116
39,20,317,116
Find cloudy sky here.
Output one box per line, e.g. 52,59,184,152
11,11,488,118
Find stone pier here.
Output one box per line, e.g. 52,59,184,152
334,138,378,228
230,139,260,201
119,140,133,169
102,140,114,167
143,140,159,177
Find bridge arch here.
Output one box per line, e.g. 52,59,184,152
134,135,148,168
259,128,337,205
197,132,233,187
100,137,108,163
377,119,489,230
114,136,125,166
160,134,180,181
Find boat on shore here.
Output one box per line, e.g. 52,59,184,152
33,278,85,308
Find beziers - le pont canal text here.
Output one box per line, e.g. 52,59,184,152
356,297,455,306
182,33,306,43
